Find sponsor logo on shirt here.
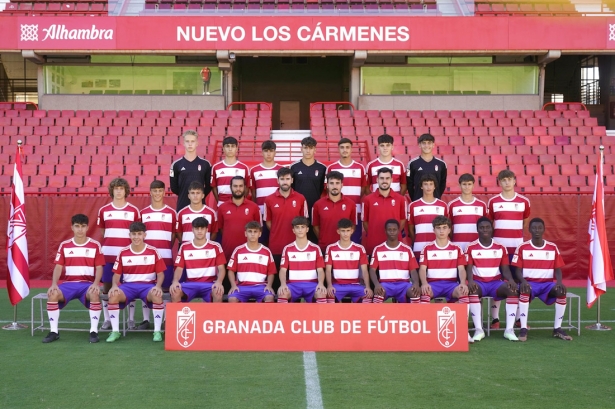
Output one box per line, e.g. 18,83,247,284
298,171,303,175
418,167,423,171
226,210,231,214
274,204,280,208
324,207,329,211
374,202,379,206
181,167,186,171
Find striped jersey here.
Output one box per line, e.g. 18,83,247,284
141,205,177,266
369,242,418,282
175,240,226,283
97,202,141,263
512,240,564,282
465,239,508,282
488,193,531,254
326,160,367,213
419,241,466,282
448,197,488,252
325,242,368,285
281,242,324,283
250,163,284,213
177,204,217,243
54,238,105,282
227,244,276,286
408,198,448,254
366,157,406,193
112,245,166,284
210,160,250,205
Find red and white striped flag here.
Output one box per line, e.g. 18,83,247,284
6,144,30,305
587,146,613,308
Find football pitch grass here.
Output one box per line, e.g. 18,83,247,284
1,288,615,409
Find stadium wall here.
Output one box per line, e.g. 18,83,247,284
0,194,613,281
39,95,226,110
358,95,541,111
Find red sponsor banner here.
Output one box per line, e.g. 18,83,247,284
164,303,468,352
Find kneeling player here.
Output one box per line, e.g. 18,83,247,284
106,222,166,343
369,219,420,303
171,217,226,304
44,214,105,344
227,222,276,303
325,218,373,303
418,216,474,343
514,218,572,342
277,217,327,303
466,217,519,342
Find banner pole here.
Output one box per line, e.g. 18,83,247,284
586,294,611,331
2,305,28,330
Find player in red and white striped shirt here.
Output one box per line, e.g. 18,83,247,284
107,222,166,343
448,174,488,252
418,216,474,343
277,216,327,303
96,177,140,330
211,136,250,206
171,217,227,303
369,219,420,303
366,134,407,194
513,218,572,342
178,181,218,243
325,218,373,303
408,174,448,258
466,217,520,342
227,221,276,303
43,214,105,344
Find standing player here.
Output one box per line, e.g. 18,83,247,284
326,138,368,242
277,217,327,303
466,217,520,342
366,134,407,195
139,180,177,330
43,214,105,344
97,177,140,331
325,218,373,303
227,222,276,303
488,169,531,328
106,222,166,343
448,174,488,252
177,181,218,243
170,130,212,212
408,174,448,259
514,218,572,342
171,217,226,304
362,168,407,256
263,167,309,269
312,171,357,253
418,216,474,343
369,220,420,303
407,133,447,202
211,136,250,207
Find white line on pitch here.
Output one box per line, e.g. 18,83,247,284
303,351,324,409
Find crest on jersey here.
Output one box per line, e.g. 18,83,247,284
124,212,128,218
352,170,356,176
85,249,90,255
315,170,319,176
342,204,346,211
292,200,296,207
144,256,148,263
245,208,249,215
437,306,456,348
391,199,395,206
177,307,196,348
236,169,241,176
435,165,439,171
514,203,518,209
198,165,202,171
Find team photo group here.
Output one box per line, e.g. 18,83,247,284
44,130,573,346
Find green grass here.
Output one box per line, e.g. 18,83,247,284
1,288,614,409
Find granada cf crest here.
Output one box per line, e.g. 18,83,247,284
435,165,439,171
292,200,297,207
437,306,456,348
391,199,395,206
315,170,319,176
342,204,346,211
198,165,202,171
245,208,249,215
177,307,196,348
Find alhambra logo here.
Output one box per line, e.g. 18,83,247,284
20,24,114,41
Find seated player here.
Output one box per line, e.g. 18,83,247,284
227,222,276,303
369,219,420,303
418,216,474,343
171,217,226,304
277,216,327,303
466,217,520,342
43,214,105,344
514,218,572,342
325,218,373,303
106,222,166,343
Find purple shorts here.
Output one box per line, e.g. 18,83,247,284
430,280,459,302
332,283,366,303
527,281,557,305
162,264,174,289
228,284,274,302
288,282,317,303
181,282,213,302
102,262,114,283
58,282,93,309
381,281,412,303
475,280,505,301
119,283,154,309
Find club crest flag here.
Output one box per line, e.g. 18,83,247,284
6,144,30,305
